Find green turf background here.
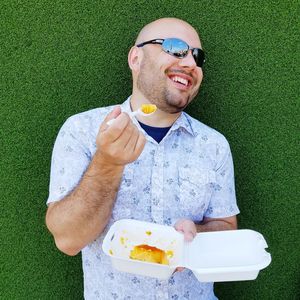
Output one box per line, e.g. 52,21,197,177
1,1,299,299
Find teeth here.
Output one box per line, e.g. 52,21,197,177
172,76,188,86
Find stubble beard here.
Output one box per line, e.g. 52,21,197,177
136,55,198,114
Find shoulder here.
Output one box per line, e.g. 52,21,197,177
60,105,117,133
66,105,115,125
54,105,118,149
183,112,230,148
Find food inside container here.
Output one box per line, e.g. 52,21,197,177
105,219,183,266
130,244,172,265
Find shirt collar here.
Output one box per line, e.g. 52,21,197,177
120,96,196,137
120,96,133,114
169,112,196,137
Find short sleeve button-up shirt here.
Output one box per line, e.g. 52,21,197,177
47,97,240,300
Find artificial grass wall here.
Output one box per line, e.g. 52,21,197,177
1,1,299,299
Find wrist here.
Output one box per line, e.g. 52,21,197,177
92,150,125,174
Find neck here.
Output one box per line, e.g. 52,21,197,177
130,92,181,127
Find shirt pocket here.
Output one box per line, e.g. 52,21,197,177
178,168,216,221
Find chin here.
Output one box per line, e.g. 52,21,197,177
163,103,187,114
167,96,190,111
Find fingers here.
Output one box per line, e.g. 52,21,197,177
173,267,185,275
111,116,139,149
134,132,146,157
100,106,122,132
124,127,146,155
101,112,131,142
96,108,146,166
177,229,195,242
118,121,137,148
184,231,196,242
123,126,139,150
174,219,197,242
175,267,185,272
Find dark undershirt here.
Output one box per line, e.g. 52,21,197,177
138,121,171,143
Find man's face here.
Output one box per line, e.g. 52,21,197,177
136,37,203,114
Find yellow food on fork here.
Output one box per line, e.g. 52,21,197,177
140,104,157,115
106,104,157,126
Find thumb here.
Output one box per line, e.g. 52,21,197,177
100,106,121,131
184,231,195,242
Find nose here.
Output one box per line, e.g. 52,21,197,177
178,50,197,68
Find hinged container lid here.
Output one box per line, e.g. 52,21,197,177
102,219,271,282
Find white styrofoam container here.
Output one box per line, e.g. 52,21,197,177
102,219,271,282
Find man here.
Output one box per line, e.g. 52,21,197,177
46,17,239,300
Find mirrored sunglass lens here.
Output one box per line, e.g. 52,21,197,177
163,38,188,58
192,48,204,67
192,49,199,65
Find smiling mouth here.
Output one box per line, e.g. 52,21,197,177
167,74,193,90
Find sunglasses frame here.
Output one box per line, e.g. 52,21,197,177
136,38,205,68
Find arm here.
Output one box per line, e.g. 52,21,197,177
175,216,237,241
196,215,237,232
46,107,146,256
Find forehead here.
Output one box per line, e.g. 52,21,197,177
138,20,201,48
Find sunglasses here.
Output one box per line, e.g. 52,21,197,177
136,38,205,68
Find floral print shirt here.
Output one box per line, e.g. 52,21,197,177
47,97,240,300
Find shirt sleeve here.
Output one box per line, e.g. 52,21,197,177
46,116,92,205
204,139,240,218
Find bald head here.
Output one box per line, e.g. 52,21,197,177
135,18,202,49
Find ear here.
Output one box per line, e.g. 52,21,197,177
128,46,142,72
